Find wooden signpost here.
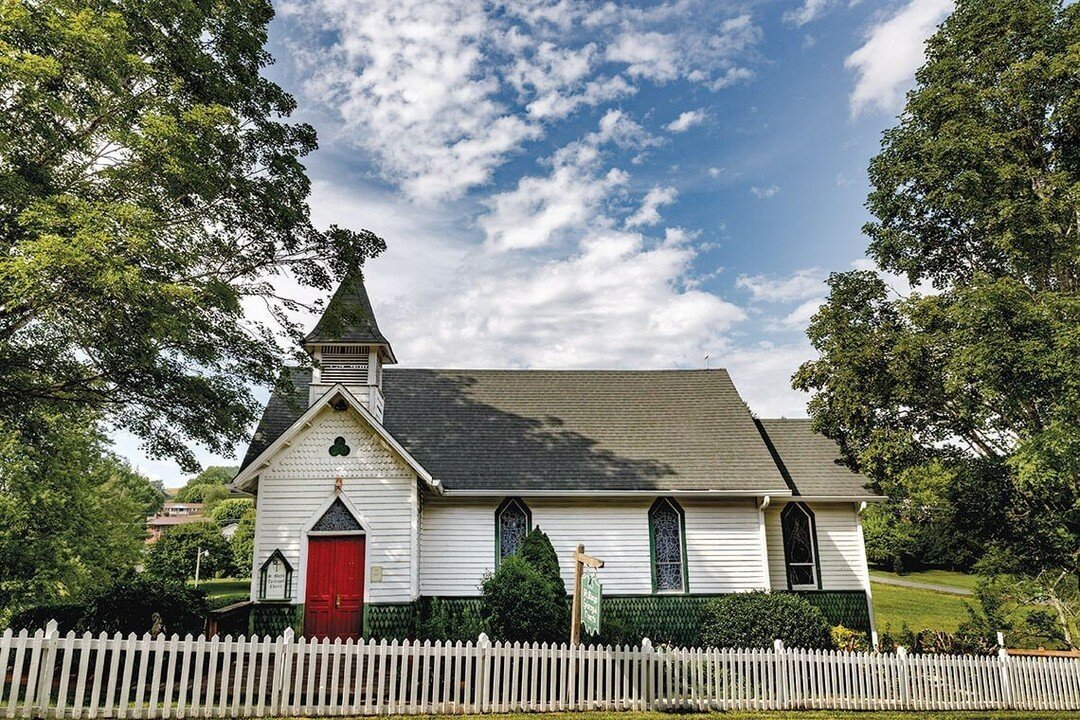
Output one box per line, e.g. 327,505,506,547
570,543,604,645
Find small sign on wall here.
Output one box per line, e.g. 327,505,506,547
259,549,293,601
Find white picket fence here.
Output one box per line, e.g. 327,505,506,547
2,623,1078,718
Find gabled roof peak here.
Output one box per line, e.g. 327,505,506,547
303,271,395,362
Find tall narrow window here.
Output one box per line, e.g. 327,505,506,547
649,498,687,593
495,498,531,563
781,502,820,590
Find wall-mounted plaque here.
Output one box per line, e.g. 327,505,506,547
259,549,293,601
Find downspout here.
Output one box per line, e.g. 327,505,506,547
758,495,771,590
855,500,879,648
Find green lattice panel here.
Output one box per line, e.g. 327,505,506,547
365,602,417,640
799,591,872,632
249,604,300,638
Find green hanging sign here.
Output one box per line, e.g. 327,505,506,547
581,572,602,635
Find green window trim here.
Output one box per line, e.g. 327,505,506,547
780,501,823,591
494,497,532,566
648,497,689,594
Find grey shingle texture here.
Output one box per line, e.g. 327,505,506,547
240,368,879,498
754,418,877,498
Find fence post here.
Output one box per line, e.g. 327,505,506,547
34,620,59,716
896,646,910,709
640,638,653,711
271,627,295,715
477,633,491,713
996,631,1013,710
773,639,785,710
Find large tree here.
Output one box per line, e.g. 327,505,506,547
0,0,384,471
794,0,1079,582
0,409,155,617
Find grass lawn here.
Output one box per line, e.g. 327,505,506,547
193,577,249,600
869,568,979,591
356,713,1078,720
871,580,973,632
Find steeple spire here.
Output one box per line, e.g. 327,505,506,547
304,271,395,420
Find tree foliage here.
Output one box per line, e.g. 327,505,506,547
794,0,1080,583
144,520,233,581
0,410,152,618
230,507,256,576
0,0,385,472
208,498,253,527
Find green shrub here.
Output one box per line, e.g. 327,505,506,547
831,625,870,652
7,576,208,636
518,529,570,629
79,575,208,636
414,597,486,642
231,509,256,575
145,521,234,580
699,592,834,650
7,603,85,633
481,555,566,643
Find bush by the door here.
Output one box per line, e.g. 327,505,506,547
699,591,835,649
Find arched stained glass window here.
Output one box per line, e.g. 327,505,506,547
649,498,687,593
781,502,819,589
496,498,531,563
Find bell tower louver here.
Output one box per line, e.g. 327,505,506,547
303,272,396,421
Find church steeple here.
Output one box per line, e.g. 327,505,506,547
304,271,395,420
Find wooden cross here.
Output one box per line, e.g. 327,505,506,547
570,543,604,646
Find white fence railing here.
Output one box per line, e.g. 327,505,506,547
2,623,1078,717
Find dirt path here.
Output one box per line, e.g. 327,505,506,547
870,575,973,596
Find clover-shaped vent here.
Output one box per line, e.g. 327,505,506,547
328,436,351,457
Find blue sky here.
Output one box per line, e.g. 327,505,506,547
116,0,954,485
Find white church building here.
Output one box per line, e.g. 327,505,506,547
234,274,882,643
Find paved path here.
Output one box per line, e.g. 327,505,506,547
870,575,973,596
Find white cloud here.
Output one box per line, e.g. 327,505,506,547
736,269,826,303
707,166,725,178
719,342,814,418
625,185,679,228
784,0,834,27
781,297,825,327
750,184,780,199
289,0,763,203
479,110,659,251
664,109,708,133
846,0,953,117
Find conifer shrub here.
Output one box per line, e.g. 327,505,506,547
699,591,834,649
481,528,570,643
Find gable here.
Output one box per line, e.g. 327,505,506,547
234,385,435,492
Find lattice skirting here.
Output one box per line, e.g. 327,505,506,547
241,591,871,644
371,591,871,645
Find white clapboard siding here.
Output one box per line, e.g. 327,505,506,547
251,406,419,604
2,625,1079,717
420,497,769,596
765,501,870,591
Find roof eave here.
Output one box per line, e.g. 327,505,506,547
439,488,794,497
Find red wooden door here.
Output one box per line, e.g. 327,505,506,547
304,536,365,639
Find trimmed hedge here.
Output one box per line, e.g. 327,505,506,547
6,576,207,636
699,592,835,649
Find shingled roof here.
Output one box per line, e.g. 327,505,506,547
240,368,790,493
303,272,392,350
380,368,787,492
239,369,880,498
754,418,877,498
